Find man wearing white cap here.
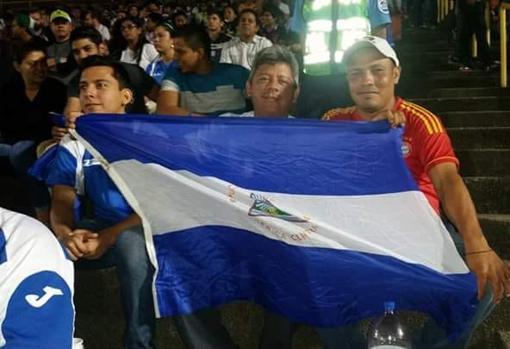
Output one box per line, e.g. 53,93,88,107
320,35,510,348
47,9,73,71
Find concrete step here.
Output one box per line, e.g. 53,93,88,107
457,150,510,177
411,97,510,112
398,77,498,98
429,87,510,98
441,111,510,128
497,331,510,349
465,177,510,214
448,127,510,150
479,214,510,260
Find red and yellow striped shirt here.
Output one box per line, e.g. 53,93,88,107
322,97,459,213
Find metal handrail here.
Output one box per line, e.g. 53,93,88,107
501,3,510,87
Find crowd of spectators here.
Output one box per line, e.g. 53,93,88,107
1,0,509,348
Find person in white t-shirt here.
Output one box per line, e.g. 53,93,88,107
118,17,158,70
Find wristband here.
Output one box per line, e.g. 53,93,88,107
465,248,493,256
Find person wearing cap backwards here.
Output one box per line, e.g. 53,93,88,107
320,35,510,349
47,9,73,71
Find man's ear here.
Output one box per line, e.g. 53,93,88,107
245,80,252,98
120,88,134,106
393,66,401,85
13,61,20,73
293,86,300,104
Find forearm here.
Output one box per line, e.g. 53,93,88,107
50,188,76,239
157,104,190,116
100,213,142,243
438,176,489,251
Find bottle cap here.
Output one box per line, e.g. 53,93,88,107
384,301,395,312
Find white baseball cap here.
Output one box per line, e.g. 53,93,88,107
343,36,400,67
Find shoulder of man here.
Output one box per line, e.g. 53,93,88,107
398,99,446,136
322,106,356,120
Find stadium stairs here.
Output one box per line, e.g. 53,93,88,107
1,24,509,348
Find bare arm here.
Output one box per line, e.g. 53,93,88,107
156,90,190,116
429,162,510,303
51,185,97,260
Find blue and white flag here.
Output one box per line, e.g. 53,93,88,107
73,114,477,340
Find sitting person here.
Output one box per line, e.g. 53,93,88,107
220,9,273,70
145,19,177,84
321,35,510,349
0,41,67,224
47,56,156,348
157,24,249,116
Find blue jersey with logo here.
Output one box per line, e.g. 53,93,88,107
46,135,133,223
146,57,178,84
0,207,74,348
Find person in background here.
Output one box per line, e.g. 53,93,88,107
82,9,111,42
128,4,140,18
220,9,273,70
145,12,163,43
29,8,49,41
118,16,158,70
156,24,249,116
207,9,232,63
46,9,73,71
146,20,177,84
223,5,238,36
259,5,287,44
0,42,67,224
173,10,189,28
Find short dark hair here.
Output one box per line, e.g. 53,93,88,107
238,9,261,27
207,8,223,21
70,26,103,46
79,56,132,90
147,12,163,24
14,41,47,64
173,24,211,59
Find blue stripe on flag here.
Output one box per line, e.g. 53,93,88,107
153,226,477,340
76,115,418,195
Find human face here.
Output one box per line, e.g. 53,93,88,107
224,7,236,22
172,37,200,73
246,63,298,117
16,50,47,85
30,11,43,31
207,14,223,32
120,20,142,42
238,12,258,39
153,26,173,54
260,11,275,28
345,47,400,117
83,14,94,28
174,15,188,28
50,19,72,41
128,6,139,17
72,38,100,66
79,66,131,114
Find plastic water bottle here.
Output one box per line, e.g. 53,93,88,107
367,301,411,349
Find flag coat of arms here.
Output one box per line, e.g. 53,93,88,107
71,114,477,340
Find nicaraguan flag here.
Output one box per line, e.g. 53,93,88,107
72,114,477,340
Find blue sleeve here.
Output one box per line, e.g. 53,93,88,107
46,146,78,188
368,0,392,29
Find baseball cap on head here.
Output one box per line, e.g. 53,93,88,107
50,9,72,23
343,35,399,67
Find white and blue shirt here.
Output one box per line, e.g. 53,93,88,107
145,57,178,84
46,135,133,223
0,207,74,348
